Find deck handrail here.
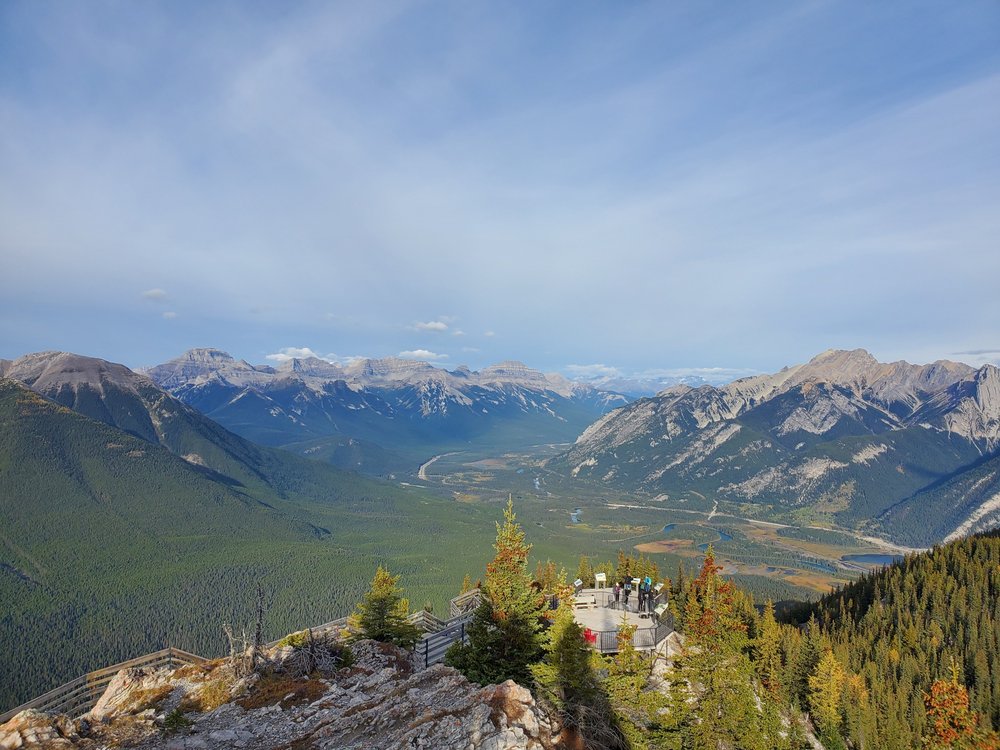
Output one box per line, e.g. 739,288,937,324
0,648,207,724
3,589,485,722
2,587,670,723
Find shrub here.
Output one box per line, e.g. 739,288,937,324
163,709,192,733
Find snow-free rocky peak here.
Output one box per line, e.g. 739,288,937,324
143,348,273,390
555,349,998,546
146,349,624,398
3,351,159,398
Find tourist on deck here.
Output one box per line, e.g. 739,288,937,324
638,584,645,612
623,579,632,610
613,581,621,609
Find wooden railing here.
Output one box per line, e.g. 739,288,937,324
416,613,474,668
1,587,678,724
449,588,481,618
2,590,482,723
0,648,207,724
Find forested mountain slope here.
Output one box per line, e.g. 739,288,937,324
0,379,498,711
1,351,360,498
802,531,1000,748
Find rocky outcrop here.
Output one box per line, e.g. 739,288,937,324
0,640,561,750
554,349,1000,541
0,710,78,749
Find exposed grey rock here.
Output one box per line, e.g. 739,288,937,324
1,641,560,750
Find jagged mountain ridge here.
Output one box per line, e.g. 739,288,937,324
552,349,999,544
143,349,629,467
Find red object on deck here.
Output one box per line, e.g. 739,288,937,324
583,628,597,645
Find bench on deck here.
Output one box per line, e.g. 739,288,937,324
573,595,598,610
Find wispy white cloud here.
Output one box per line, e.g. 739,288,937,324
162,311,178,320
564,363,759,387
266,346,326,362
264,347,366,365
951,348,1000,356
948,349,1000,368
141,288,168,302
565,363,621,379
399,349,448,360
412,320,448,332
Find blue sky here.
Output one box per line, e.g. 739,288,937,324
1,1,998,380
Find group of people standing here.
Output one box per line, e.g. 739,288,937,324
611,576,657,613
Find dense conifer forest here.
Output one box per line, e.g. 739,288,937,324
798,530,1000,749
443,503,1000,749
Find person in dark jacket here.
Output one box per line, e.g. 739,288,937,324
613,581,621,609
623,579,632,610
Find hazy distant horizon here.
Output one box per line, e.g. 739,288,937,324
2,2,998,376
3,341,997,393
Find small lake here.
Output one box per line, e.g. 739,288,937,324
662,524,676,533
697,529,734,551
842,553,903,567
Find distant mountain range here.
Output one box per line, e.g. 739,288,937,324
549,349,1000,546
141,348,629,472
568,373,714,398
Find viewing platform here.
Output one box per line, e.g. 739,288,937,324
571,588,674,654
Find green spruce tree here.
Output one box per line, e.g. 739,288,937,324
347,566,421,649
446,498,546,686
681,546,773,750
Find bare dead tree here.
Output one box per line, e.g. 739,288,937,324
250,581,265,673
222,581,269,678
222,622,254,678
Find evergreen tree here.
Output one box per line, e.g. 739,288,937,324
347,566,421,649
533,559,560,593
756,600,789,748
755,600,783,698
445,498,546,686
531,594,613,743
809,648,846,745
576,554,595,587
604,614,677,750
681,546,773,750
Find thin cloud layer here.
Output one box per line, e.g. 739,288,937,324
1,3,997,372
399,349,447,361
